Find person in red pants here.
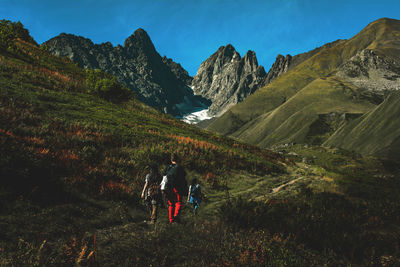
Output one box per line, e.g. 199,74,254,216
162,153,187,223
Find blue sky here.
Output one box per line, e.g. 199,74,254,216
1,0,400,75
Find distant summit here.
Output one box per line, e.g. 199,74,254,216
191,44,266,116
45,29,208,116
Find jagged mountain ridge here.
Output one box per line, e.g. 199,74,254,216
207,18,400,159
264,39,346,85
191,39,347,118
45,28,339,120
162,56,193,85
191,44,267,116
45,29,207,116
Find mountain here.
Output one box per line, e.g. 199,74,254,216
44,29,207,116
191,45,266,116
2,20,400,266
208,18,400,159
190,39,344,118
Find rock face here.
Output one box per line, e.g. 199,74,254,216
264,54,292,85
191,45,266,116
162,56,193,85
337,49,400,92
45,29,207,116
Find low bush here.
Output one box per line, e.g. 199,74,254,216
219,187,400,264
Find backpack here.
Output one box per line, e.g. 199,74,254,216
146,173,161,199
190,184,201,199
148,182,161,198
164,164,188,195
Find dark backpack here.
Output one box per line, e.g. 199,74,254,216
165,164,188,195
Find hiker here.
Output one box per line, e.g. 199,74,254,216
187,178,202,215
162,153,188,223
141,164,162,224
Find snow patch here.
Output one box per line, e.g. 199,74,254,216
181,108,213,124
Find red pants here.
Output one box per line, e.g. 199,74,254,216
167,188,182,223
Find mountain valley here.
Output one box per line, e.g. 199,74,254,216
1,18,400,265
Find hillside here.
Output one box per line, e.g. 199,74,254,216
263,39,345,86
208,18,400,159
1,20,400,266
0,20,289,265
324,91,400,158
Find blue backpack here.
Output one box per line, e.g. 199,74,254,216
190,184,201,199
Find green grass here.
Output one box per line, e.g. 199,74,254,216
325,91,400,160
232,77,374,147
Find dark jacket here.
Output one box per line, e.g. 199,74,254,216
164,163,188,195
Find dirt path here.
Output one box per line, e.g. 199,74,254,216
271,177,304,193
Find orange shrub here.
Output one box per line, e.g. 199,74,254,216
202,172,218,187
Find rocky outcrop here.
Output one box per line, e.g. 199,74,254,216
264,54,292,85
45,29,207,116
191,45,266,116
162,56,193,85
337,49,400,92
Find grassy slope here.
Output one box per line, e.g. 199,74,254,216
1,22,400,266
232,77,375,146
208,18,400,154
325,91,400,159
0,28,292,265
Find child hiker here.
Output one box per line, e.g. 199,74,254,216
187,178,202,215
141,164,162,224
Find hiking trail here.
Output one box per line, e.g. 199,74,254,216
271,177,304,193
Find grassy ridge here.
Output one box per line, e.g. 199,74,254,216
233,77,374,146
208,18,400,158
325,91,400,159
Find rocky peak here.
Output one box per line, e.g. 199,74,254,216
264,54,292,84
208,45,241,73
45,29,208,116
243,50,259,72
192,45,267,116
123,28,158,59
49,33,94,50
45,33,99,68
220,44,239,60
